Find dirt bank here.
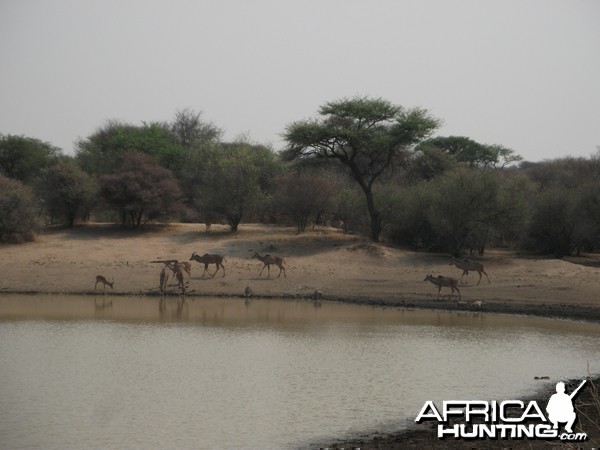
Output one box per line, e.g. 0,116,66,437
1,223,599,322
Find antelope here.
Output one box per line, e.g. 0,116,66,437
252,252,286,278
159,267,169,296
472,300,485,309
424,274,461,301
165,261,188,280
167,262,187,295
176,261,192,281
150,259,191,281
450,257,490,285
312,289,323,307
95,275,114,293
189,252,227,278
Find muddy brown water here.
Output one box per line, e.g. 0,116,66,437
1,295,599,449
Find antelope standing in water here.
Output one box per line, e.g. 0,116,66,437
450,257,490,285
424,274,461,301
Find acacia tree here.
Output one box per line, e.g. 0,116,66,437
283,97,440,242
170,108,222,149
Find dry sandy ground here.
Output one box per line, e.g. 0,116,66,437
1,222,600,321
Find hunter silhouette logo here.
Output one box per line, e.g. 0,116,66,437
416,379,588,442
546,380,585,433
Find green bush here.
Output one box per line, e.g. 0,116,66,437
0,175,38,242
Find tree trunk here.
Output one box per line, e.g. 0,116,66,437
345,161,382,243
364,189,382,242
227,213,241,232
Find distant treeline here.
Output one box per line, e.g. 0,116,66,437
1,99,599,258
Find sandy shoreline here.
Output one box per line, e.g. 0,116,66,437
2,223,600,322
3,289,600,325
2,223,600,448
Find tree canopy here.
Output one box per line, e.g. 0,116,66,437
2,102,598,258
422,136,523,169
189,142,279,231
100,152,182,227
283,96,440,241
0,134,60,183
75,120,181,175
37,160,98,227
0,175,37,242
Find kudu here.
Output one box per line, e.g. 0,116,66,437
450,257,490,285
189,252,226,278
424,274,461,301
252,252,286,278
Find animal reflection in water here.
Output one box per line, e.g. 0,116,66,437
159,296,188,320
94,296,113,311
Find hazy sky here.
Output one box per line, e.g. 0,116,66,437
1,0,599,161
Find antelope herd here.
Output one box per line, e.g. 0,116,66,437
423,257,491,303
143,250,288,297
94,248,490,307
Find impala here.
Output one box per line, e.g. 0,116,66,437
95,275,114,293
